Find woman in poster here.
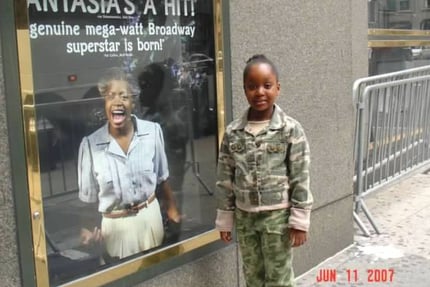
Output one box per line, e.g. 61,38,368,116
77,67,181,260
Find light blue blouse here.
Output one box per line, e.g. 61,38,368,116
78,115,169,212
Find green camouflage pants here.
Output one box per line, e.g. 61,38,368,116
235,208,295,287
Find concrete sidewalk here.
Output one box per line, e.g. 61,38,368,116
296,169,430,287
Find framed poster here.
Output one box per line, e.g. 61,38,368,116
15,0,226,286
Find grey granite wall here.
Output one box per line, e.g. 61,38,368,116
0,34,22,287
352,0,370,80
136,244,242,287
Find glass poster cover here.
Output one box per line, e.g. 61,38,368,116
26,0,218,285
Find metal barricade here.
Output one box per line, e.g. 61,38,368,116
353,70,430,236
353,65,430,163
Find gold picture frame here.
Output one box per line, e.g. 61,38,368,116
15,1,227,286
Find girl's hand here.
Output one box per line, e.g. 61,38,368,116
80,227,102,245
289,228,307,247
220,231,232,243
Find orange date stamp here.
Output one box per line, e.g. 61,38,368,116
316,268,395,283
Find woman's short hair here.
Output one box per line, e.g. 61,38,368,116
97,67,140,97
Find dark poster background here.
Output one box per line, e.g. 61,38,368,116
27,1,218,285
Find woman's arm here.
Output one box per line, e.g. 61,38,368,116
78,137,99,203
159,180,181,223
77,137,102,245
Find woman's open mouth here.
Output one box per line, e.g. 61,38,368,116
111,109,126,125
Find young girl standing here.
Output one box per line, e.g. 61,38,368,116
215,54,313,287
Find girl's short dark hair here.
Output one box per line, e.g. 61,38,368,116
243,54,279,82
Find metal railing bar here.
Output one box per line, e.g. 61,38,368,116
354,72,430,235
360,139,423,178
362,161,430,197
386,88,395,180
353,65,430,103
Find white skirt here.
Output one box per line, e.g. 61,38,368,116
101,198,164,259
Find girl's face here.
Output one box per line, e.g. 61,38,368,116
104,80,134,131
244,63,280,117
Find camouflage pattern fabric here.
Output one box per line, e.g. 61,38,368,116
236,208,295,287
216,104,312,231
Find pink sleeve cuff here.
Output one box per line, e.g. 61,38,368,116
288,207,311,232
215,209,234,232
